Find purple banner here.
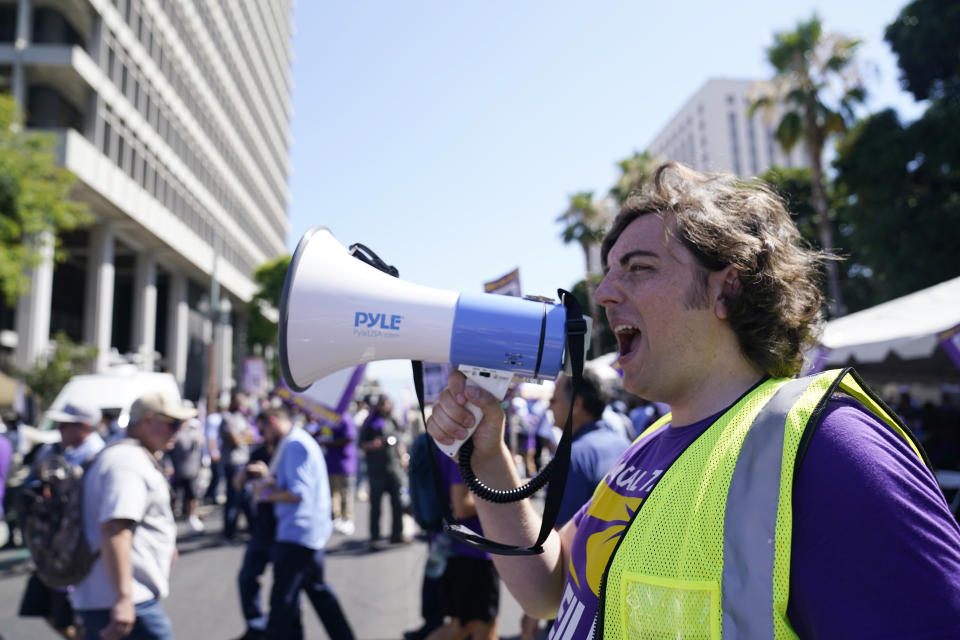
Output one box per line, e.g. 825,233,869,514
938,324,960,372
274,364,366,425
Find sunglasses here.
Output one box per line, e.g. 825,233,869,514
153,415,183,430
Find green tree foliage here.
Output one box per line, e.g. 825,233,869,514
610,150,660,205
885,0,960,102
759,166,817,240
760,166,878,313
557,191,609,355
0,94,90,306
20,332,98,412
830,0,960,309
833,107,960,309
749,14,865,316
246,254,292,351
570,276,617,360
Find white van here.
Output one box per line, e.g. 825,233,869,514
43,365,184,432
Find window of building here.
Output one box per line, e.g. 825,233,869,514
728,112,741,175
106,45,116,80
99,119,110,156
0,6,15,42
26,86,82,130
130,146,139,180
766,127,776,166
32,8,84,48
131,77,140,111
116,132,126,169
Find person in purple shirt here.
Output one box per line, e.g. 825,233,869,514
0,429,11,527
427,162,960,638
432,449,500,640
318,414,358,535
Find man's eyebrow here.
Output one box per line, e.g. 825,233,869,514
618,249,658,267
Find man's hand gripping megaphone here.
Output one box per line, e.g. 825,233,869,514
428,369,511,468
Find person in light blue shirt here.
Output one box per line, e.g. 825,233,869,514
253,407,354,640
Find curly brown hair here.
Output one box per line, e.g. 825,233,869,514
600,162,830,378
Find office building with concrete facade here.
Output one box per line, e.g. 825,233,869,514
647,78,807,177
0,0,293,403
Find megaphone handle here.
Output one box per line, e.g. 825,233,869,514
434,366,514,459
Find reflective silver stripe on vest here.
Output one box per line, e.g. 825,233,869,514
721,376,817,638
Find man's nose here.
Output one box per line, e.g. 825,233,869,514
594,273,620,307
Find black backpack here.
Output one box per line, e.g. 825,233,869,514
18,440,133,588
19,453,98,588
407,433,444,532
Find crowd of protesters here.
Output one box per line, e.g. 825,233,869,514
1,366,958,639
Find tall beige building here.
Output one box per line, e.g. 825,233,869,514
648,78,807,177
0,0,293,402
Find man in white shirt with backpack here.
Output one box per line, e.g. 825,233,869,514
18,401,105,639
71,391,195,640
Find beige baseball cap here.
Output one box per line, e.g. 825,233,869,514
129,391,198,424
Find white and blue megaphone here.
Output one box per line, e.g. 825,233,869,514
279,226,590,458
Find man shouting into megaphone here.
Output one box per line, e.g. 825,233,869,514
426,162,960,640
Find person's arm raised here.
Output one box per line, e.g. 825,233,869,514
427,370,570,618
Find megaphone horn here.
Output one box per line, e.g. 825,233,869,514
279,226,589,456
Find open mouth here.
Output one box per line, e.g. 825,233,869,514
613,324,641,359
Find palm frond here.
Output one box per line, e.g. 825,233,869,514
775,112,803,151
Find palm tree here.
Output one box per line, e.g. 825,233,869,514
749,14,865,317
557,191,609,355
610,150,660,205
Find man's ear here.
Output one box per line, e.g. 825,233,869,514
714,265,741,320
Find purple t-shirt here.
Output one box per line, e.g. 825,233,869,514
320,415,358,475
555,422,631,526
435,450,489,560
549,396,960,639
0,434,12,517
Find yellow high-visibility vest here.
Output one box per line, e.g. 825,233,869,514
599,369,923,639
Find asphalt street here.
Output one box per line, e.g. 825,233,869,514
0,502,526,640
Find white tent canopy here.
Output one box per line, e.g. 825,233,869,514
820,276,960,380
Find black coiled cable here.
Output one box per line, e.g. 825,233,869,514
456,438,556,503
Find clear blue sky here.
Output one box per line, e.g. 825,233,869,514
284,0,922,395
